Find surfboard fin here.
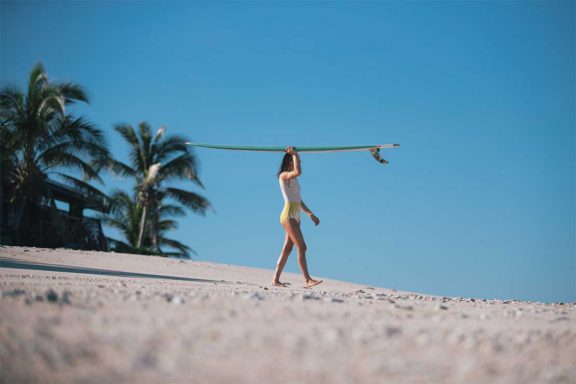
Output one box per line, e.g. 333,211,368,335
370,148,389,165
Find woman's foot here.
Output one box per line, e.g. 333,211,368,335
304,279,323,288
272,281,288,287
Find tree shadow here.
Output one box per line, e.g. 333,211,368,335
0,258,221,284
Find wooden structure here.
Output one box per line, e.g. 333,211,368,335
1,179,108,251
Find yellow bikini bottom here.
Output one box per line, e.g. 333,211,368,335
280,202,301,223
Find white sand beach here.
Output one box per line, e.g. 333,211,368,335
0,246,574,383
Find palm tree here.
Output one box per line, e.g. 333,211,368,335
110,122,210,252
0,63,111,243
102,190,193,257
0,120,17,232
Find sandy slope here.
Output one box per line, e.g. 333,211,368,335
0,246,574,384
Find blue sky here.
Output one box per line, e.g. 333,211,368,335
2,1,574,303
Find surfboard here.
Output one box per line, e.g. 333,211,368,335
184,142,400,164
185,142,399,152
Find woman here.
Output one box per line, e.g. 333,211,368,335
272,146,323,288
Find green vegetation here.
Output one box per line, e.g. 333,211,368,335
102,190,193,257
0,63,209,258
108,122,210,257
0,63,111,244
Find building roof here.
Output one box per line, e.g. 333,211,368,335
45,179,109,213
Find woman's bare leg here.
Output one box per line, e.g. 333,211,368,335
282,219,322,287
272,233,293,286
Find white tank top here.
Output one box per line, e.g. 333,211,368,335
279,176,301,203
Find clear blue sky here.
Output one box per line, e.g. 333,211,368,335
2,1,574,303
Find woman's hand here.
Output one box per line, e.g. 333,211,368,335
310,214,320,226
285,146,297,155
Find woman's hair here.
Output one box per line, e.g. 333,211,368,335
277,153,293,177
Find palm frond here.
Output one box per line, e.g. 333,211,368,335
0,86,24,116
102,190,142,247
114,123,139,147
37,140,110,166
42,152,103,183
37,94,65,118
164,187,210,214
100,216,131,234
27,63,47,98
106,237,137,253
115,123,146,172
56,82,89,104
159,204,185,217
157,153,203,187
158,219,178,231
154,134,189,162
138,122,153,168
158,237,195,258
102,158,137,178
61,116,106,144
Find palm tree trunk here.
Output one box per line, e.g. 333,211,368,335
137,203,148,249
15,147,35,245
151,228,159,251
150,205,159,251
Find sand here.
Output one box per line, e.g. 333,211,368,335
0,246,574,383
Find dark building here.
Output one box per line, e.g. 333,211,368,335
1,179,108,251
